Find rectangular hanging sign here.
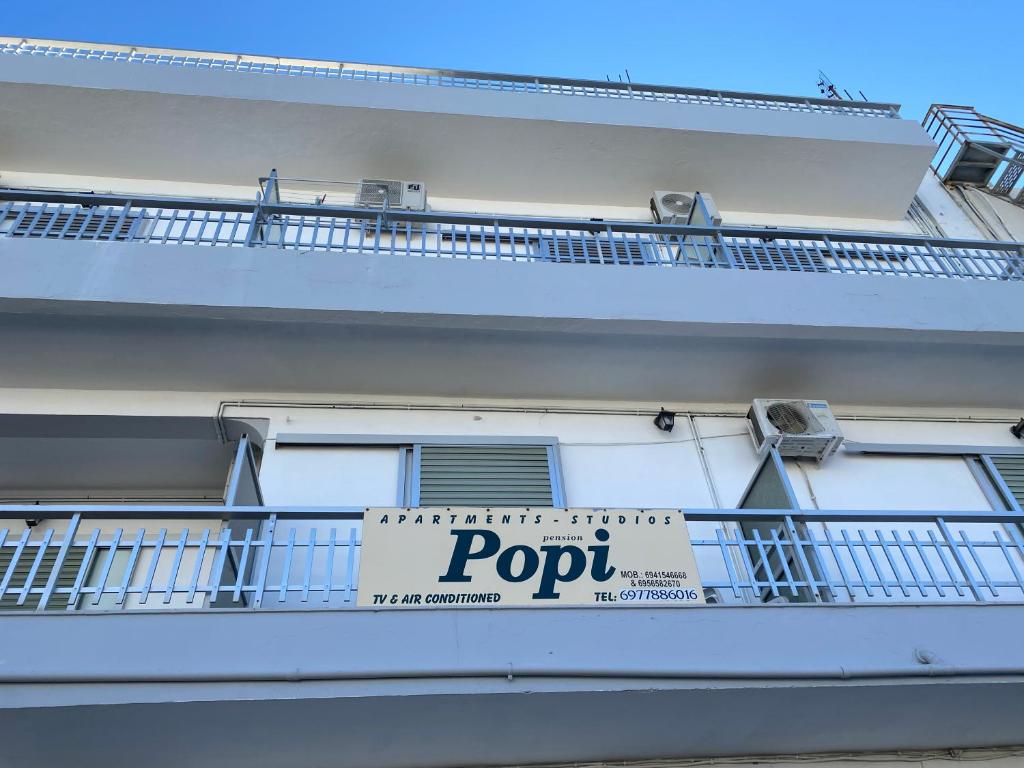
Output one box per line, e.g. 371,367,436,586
357,508,705,608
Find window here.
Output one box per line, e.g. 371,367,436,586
413,444,558,507
273,434,566,508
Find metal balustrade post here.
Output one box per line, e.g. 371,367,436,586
244,169,279,248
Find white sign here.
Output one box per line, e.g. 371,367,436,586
357,508,705,608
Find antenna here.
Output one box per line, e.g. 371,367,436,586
816,70,870,102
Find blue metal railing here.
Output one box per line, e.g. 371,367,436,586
1,187,1023,281
0,36,901,119
1,505,1023,611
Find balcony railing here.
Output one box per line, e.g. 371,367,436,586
2,504,1023,611
1,185,1022,281
924,104,1024,204
0,36,901,119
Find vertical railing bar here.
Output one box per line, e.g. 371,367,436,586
823,528,855,600
279,528,296,602
323,528,337,602
139,527,167,606
769,527,800,598
823,236,847,275
0,528,26,604
890,529,927,598
232,528,255,603
908,529,945,597
927,528,967,597
806,527,840,600
715,527,743,598
115,528,146,606
324,215,338,251
39,203,64,238
992,529,1024,595
301,528,316,602
252,514,276,609
206,527,232,605
875,528,911,598
158,208,176,246
38,514,81,611
784,515,822,601
175,209,196,245
187,529,210,604
750,528,779,598
163,529,189,604
194,209,212,245
346,526,358,603
856,529,892,597
68,528,100,607
210,210,227,245
959,528,998,598
91,528,123,606
18,529,53,607
936,518,983,601
734,528,761,598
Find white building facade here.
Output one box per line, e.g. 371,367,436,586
0,37,1023,768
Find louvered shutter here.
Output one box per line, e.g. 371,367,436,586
0,542,87,610
6,207,139,241
537,235,652,265
990,455,1024,510
417,445,555,507
729,243,830,272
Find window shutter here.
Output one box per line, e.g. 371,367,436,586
729,243,830,272
990,455,1024,510
537,235,652,265
0,541,87,610
418,445,555,507
5,207,139,241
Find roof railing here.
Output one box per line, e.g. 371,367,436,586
0,36,901,119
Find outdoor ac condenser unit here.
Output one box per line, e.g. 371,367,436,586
747,398,844,462
650,190,722,226
356,179,428,211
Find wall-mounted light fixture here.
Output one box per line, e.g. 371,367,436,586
653,408,676,433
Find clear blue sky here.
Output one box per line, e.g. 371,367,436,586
5,0,1021,125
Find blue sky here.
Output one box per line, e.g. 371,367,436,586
5,0,1021,125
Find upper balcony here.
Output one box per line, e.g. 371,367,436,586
0,177,1023,407
0,36,936,219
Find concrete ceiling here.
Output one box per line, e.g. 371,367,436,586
0,56,936,218
0,311,1020,410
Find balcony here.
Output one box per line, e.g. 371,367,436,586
1,181,1023,407
0,37,936,218
2,432,1024,767
924,104,1024,205
1,182,1022,280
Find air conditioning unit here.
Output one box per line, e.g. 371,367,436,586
650,190,722,226
356,179,428,211
747,399,844,463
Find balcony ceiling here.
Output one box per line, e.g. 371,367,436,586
0,56,935,219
